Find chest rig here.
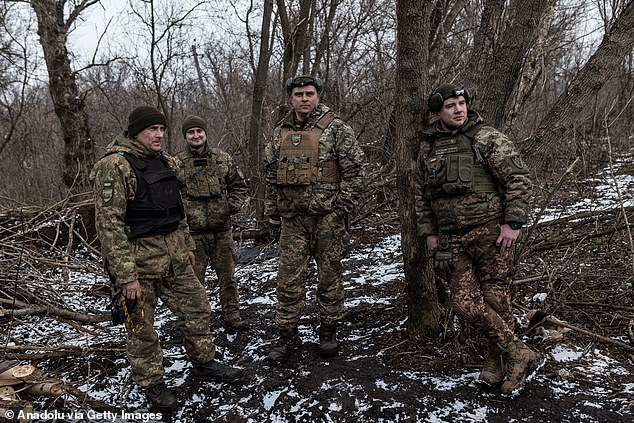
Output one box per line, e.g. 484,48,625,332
182,150,224,199
426,123,497,198
277,112,341,185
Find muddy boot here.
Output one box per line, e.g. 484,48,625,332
318,323,339,358
478,348,504,386
500,340,543,395
145,382,177,411
192,359,243,383
225,317,249,334
267,328,301,365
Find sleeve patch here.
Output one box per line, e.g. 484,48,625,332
101,179,114,203
510,156,529,174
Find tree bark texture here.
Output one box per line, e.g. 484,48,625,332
465,0,553,128
395,0,443,341
524,0,634,168
248,0,274,221
31,0,96,193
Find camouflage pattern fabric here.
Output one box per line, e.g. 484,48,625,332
91,133,196,285
126,271,216,387
264,103,365,218
191,230,242,322
91,133,215,388
174,144,248,232
174,143,248,322
441,220,516,347
274,212,349,328
264,103,364,329
415,110,532,237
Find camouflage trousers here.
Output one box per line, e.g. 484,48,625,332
443,219,516,347
275,212,349,329
125,265,216,387
191,230,242,323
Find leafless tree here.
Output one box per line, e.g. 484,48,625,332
394,0,444,340
248,0,274,220
127,0,205,152
30,0,98,194
524,0,634,169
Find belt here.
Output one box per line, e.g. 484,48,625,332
442,225,477,237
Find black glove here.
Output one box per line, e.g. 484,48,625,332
434,249,453,274
335,209,350,231
268,217,281,240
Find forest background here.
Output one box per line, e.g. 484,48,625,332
1,0,633,340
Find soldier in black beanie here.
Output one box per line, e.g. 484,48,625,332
91,106,243,411
127,106,168,137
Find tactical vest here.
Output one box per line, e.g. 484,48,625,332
181,152,224,199
277,112,341,185
425,123,497,198
123,153,184,239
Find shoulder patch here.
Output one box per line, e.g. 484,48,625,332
101,179,114,203
510,156,530,174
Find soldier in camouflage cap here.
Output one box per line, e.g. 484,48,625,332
264,75,365,364
174,115,250,333
415,84,542,396
91,106,242,411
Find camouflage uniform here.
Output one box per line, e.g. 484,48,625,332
91,133,216,388
264,103,365,328
174,144,248,325
415,109,532,349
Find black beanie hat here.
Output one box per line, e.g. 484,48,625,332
428,84,470,112
181,115,208,137
128,106,167,137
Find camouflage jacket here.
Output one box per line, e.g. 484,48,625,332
415,110,533,236
174,144,248,232
90,133,195,286
264,103,365,218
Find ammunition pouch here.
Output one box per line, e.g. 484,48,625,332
426,124,497,198
276,112,340,186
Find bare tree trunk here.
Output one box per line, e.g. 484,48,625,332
466,0,553,127
191,44,210,111
248,0,274,221
503,1,556,132
462,0,504,101
277,0,313,79
524,0,634,167
312,0,338,76
428,0,469,59
395,0,443,341
30,0,96,194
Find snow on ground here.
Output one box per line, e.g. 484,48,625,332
3,158,633,422
5,230,630,422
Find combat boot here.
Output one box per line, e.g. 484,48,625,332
478,348,504,386
192,359,243,383
145,382,177,411
500,340,543,395
225,317,250,333
267,328,301,365
318,323,339,358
